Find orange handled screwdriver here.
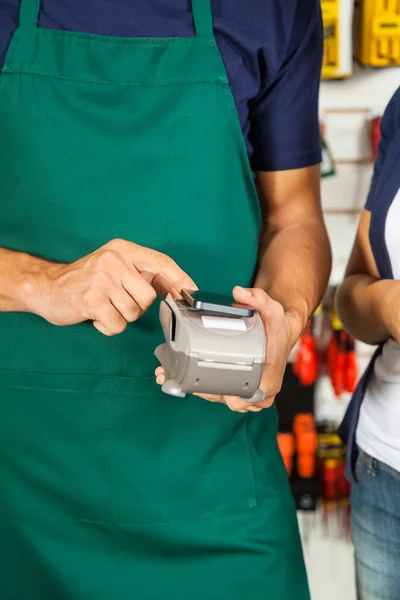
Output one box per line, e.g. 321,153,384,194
277,432,295,477
293,414,318,478
293,413,315,437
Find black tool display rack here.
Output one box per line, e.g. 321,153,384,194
275,365,318,511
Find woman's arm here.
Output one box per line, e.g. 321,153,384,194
335,210,400,345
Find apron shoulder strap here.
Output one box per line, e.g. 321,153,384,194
191,0,214,37
19,0,41,29
18,1,213,38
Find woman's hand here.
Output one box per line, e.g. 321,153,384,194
155,285,299,413
26,239,196,336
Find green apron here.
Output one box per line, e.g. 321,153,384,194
0,1,310,598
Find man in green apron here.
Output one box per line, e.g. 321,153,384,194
0,0,330,598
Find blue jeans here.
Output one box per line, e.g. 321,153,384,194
351,447,400,600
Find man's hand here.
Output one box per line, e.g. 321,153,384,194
155,285,301,413
21,239,196,336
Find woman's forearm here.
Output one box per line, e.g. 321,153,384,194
335,275,400,345
0,248,46,312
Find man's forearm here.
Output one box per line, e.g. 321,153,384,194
254,217,331,346
0,248,46,312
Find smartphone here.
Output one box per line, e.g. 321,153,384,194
181,290,254,317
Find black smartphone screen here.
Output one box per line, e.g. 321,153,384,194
181,290,254,317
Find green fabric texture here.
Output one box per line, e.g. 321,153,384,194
0,0,310,597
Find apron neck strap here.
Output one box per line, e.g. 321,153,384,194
18,0,214,37
19,0,41,29
191,0,214,37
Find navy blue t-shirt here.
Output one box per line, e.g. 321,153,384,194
0,0,323,172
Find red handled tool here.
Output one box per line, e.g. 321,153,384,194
371,116,381,161
322,459,339,502
293,319,318,387
328,310,358,397
345,334,358,394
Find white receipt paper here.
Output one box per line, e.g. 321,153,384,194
201,315,246,331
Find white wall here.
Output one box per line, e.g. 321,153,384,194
320,64,400,112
